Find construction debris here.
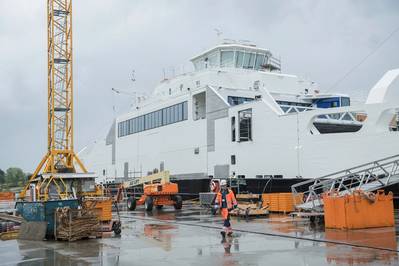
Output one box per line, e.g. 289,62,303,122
0,213,24,224
229,194,269,217
55,207,99,241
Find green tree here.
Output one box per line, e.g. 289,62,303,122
0,169,5,184
5,167,25,187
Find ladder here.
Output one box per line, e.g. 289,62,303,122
291,154,399,211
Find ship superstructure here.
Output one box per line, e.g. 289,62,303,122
80,40,399,193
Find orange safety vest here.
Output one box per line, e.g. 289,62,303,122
216,189,237,209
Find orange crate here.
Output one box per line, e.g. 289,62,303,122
262,193,302,212
323,190,394,229
84,198,112,221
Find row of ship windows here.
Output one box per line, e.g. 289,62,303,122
118,101,188,137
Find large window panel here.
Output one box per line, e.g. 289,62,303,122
235,51,244,68
133,118,137,133
167,107,171,124
129,119,134,134
140,116,145,131
249,53,255,68
183,101,188,120
162,108,167,126
174,105,179,122
171,105,176,123
148,113,152,129
221,51,234,67
208,52,218,67
159,110,163,125
243,52,255,69
121,122,125,136
178,103,183,121
145,114,150,130
254,54,265,70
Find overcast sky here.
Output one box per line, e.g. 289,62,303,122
0,0,398,172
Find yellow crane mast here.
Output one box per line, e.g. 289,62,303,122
20,0,87,200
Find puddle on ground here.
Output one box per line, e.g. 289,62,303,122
144,223,176,230
142,223,176,251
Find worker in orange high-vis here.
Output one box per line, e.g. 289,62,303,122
215,179,237,238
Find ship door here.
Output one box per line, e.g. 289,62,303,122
124,162,129,179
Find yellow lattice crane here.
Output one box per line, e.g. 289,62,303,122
20,0,87,200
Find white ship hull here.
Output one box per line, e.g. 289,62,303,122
80,42,399,193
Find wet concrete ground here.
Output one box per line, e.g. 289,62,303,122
1,203,398,265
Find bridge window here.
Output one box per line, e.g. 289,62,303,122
239,108,252,142
208,52,218,67
221,51,234,67
254,54,265,70
243,52,255,69
235,51,244,67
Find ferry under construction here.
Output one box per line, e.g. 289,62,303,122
80,40,399,195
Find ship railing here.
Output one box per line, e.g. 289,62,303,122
279,105,316,114
280,106,365,125
314,111,365,124
291,154,399,211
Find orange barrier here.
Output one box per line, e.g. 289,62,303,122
323,190,394,229
0,192,15,201
262,193,303,213
83,198,113,221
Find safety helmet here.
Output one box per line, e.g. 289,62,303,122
220,179,227,186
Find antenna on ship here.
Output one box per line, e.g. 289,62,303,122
130,70,136,82
214,28,223,42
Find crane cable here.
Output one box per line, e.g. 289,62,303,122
327,25,399,92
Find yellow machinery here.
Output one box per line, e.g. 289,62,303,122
20,0,88,201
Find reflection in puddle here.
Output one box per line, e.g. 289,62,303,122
221,237,240,256
16,239,121,265
143,223,176,251
325,228,398,265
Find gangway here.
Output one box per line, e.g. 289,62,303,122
291,154,399,211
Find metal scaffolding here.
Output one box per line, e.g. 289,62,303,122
292,154,399,211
